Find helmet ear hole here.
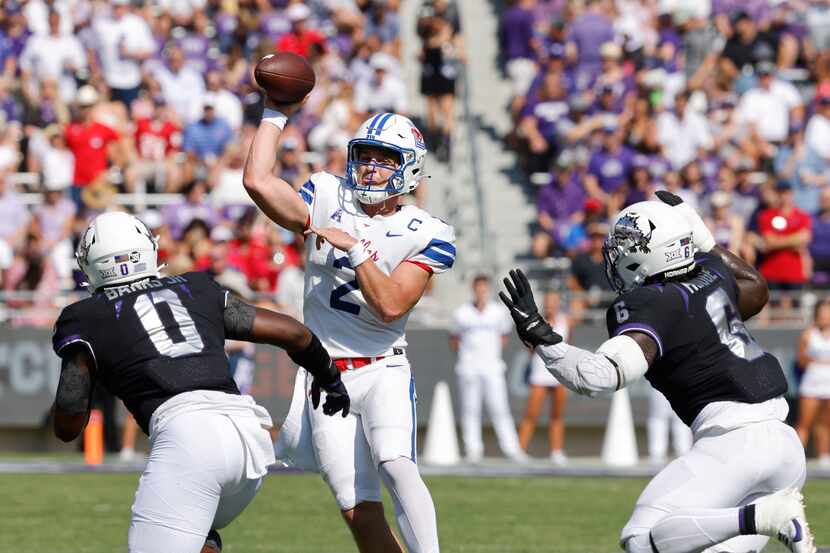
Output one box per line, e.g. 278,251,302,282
626,263,640,271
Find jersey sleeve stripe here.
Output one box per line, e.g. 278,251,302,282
55,337,98,365
409,376,417,462
422,239,456,258
614,324,664,358
55,334,82,352
405,259,434,274
299,189,313,205
301,180,315,194
419,248,454,268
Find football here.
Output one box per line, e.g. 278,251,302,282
254,53,316,103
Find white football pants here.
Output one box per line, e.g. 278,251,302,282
128,410,264,553
458,370,522,459
622,419,806,553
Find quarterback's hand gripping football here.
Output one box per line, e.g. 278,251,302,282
655,190,715,253
311,368,351,418
499,269,563,348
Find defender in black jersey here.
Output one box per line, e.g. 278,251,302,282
501,194,815,553
52,212,350,553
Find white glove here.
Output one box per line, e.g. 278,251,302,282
655,191,716,253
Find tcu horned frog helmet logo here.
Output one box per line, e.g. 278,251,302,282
609,212,654,254
76,226,96,267
603,200,695,294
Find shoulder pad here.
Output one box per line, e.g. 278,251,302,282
308,171,343,189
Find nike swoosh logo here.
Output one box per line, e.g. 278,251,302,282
386,231,403,237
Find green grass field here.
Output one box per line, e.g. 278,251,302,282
2,473,828,552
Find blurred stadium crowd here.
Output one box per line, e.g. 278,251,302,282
7,0,830,328
502,0,830,319
0,0,417,326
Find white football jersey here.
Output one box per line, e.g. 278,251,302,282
299,172,456,358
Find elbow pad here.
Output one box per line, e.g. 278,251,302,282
595,334,649,390
536,335,649,397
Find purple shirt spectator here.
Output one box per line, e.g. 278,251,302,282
810,208,830,280
527,65,576,99
216,13,238,50
645,154,672,181
699,155,722,193
658,28,682,72
521,97,570,141
178,34,211,74
566,11,614,70
261,12,290,42
162,203,220,240
538,170,586,223
499,3,536,61
588,144,635,193
712,0,771,22
532,0,566,24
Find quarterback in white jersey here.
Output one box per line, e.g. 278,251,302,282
244,103,452,553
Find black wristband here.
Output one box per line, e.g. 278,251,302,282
287,333,339,385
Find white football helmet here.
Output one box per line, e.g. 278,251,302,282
76,212,160,292
346,112,427,204
603,201,696,294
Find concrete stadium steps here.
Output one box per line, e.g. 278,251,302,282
458,0,536,274
400,0,536,319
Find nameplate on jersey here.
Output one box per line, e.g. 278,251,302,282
102,275,187,300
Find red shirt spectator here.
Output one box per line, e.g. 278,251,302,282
757,184,812,285
275,30,325,58
276,4,325,58
134,118,181,160
64,120,119,186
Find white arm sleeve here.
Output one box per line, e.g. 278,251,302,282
536,335,649,397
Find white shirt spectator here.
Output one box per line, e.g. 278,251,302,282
210,167,253,208
353,73,408,115
770,78,803,112
660,0,710,20
656,108,713,169
19,34,87,102
41,148,75,191
154,66,205,124
0,238,11,270
348,56,374,85
449,301,513,376
737,87,789,142
158,0,207,20
307,98,353,152
23,0,73,36
93,11,155,90
0,141,20,173
615,0,658,52
806,111,830,160
197,90,242,130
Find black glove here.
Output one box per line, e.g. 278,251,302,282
655,190,683,206
311,368,351,418
498,269,563,348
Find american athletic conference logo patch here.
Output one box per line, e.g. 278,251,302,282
411,127,425,149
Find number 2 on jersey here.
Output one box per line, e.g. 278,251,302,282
133,288,205,357
330,255,361,315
